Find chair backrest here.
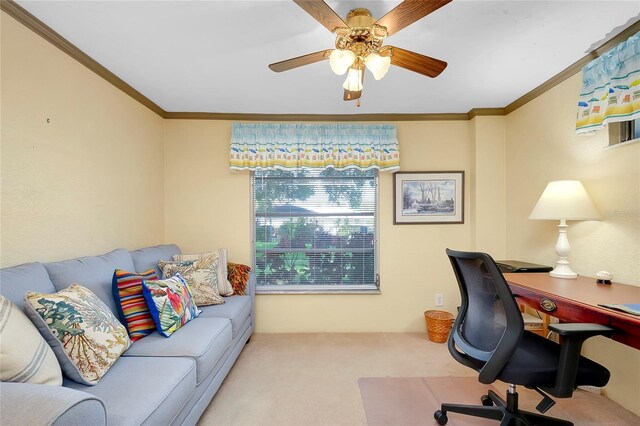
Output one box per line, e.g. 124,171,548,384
446,249,524,383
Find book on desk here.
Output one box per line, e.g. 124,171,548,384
598,303,640,316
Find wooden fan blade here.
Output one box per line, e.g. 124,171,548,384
269,50,331,72
375,0,451,36
344,89,362,101
293,0,348,32
389,46,447,78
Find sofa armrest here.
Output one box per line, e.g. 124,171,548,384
0,382,107,426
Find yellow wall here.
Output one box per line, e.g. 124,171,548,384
0,12,165,266
164,119,485,332
505,73,640,414
470,116,507,257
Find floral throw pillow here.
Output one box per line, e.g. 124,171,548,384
173,249,234,296
158,256,225,306
142,274,201,337
227,262,252,295
24,284,131,385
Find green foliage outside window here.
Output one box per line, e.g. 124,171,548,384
254,169,376,287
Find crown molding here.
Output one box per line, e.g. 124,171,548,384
163,112,472,121
467,108,505,119
0,0,166,118
3,0,638,122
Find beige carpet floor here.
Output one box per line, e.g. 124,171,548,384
198,333,639,426
359,376,640,426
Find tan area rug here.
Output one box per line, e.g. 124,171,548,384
358,377,640,426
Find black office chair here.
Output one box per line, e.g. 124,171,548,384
434,249,613,426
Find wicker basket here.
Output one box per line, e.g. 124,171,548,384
424,310,454,343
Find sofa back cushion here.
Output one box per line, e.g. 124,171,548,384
43,249,135,315
0,263,56,306
130,244,181,278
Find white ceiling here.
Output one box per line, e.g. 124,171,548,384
15,0,640,115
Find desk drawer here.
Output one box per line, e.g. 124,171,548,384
513,287,611,325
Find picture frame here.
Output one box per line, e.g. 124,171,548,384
393,171,465,224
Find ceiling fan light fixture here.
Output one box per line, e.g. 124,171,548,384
364,52,391,80
342,67,363,92
329,49,356,75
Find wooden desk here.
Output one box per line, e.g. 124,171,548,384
504,273,640,350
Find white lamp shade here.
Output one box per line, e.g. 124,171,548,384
342,67,363,91
364,52,391,80
329,49,356,75
529,180,600,220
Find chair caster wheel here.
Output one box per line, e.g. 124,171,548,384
481,394,493,406
434,410,448,425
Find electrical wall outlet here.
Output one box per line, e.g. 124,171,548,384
435,293,444,307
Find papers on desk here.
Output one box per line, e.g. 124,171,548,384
598,303,640,316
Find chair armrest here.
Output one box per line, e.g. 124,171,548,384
546,323,614,398
0,382,107,426
548,323,614,338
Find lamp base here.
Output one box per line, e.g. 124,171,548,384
550,220,577,279
549,265,578,279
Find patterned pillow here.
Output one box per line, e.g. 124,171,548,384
0,295,62,386
24,284,131,385
173,249,234,296
142,274,201,337
112,269,158,341
158,256,225,306
227,262,252,295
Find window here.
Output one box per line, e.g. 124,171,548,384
608,118,640,147
252,168,378,293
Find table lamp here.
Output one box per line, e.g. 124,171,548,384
529,180,600,279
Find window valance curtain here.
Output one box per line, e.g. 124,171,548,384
229,123,399,171
576,32,640,133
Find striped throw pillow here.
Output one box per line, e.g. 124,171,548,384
0,295,62,385
112,269,158,341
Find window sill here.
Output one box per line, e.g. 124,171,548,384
256,285,381,295
604,137,640,150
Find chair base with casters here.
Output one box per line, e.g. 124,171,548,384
438,250,613,426
434,385,573,426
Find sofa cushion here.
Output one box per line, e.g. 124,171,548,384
44,249,135,315
130,244,181,278
0,295,62,386
122,317,232,384
112,269,158,342
64,356,196,426
24,284,131,386
158,257,225,306
199,295,251,339
0,263,56,306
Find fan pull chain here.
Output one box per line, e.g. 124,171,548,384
357,99,361,107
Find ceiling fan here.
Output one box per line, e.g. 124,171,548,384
268,0,451,104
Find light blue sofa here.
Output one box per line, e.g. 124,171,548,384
0,244,255,425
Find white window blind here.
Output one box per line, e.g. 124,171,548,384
252,168,378,292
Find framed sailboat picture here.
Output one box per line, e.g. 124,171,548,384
393,171,464,224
